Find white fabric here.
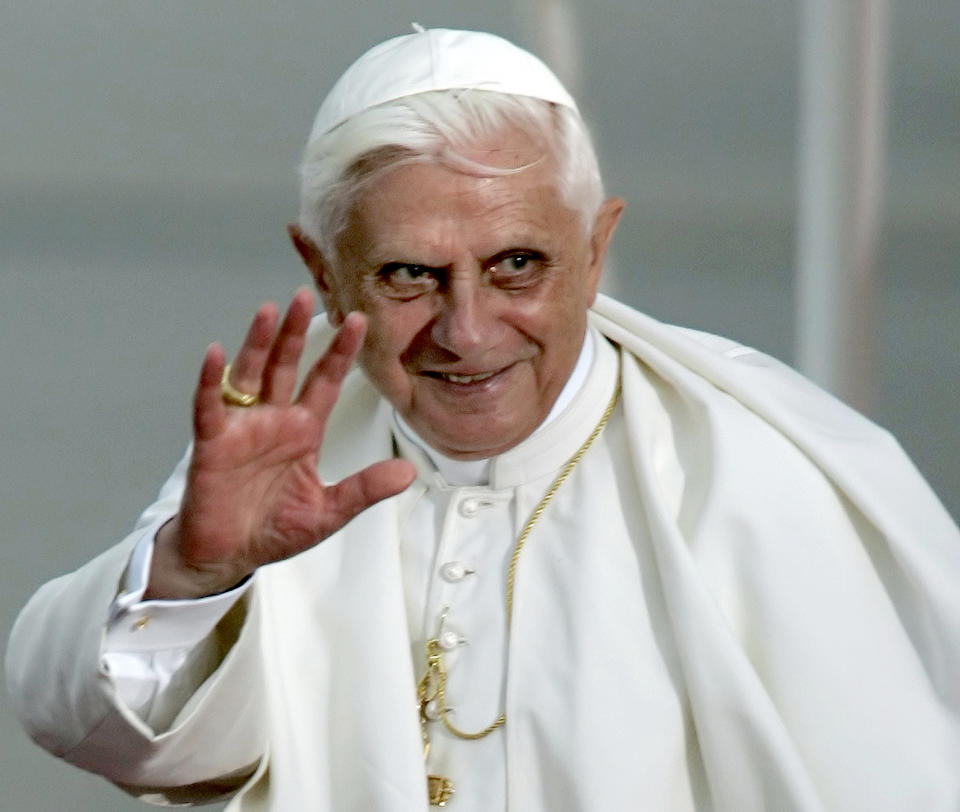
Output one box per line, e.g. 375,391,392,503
102,521,251,719
7,295,960,811
308,27,578,141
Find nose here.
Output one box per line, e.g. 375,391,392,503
430,271,500,357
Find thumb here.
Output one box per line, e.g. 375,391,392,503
318,459,417,534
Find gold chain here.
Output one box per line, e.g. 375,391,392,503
417,373,621,748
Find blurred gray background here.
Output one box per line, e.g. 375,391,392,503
2,2,957,809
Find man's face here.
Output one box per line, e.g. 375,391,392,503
312,131,622,459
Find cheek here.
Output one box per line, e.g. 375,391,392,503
359,322,401,373
518,276,589,335
357,337,412,409
358,304,426,371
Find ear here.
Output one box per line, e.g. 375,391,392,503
288,224,345,326
583,197,625,305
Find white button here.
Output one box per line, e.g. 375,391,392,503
423,699,441,720
458,497,491,517
438,629,463,650
440,562,468,582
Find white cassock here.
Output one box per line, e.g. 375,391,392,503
7,294,960,810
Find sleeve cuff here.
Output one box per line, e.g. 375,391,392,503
106,520,253,653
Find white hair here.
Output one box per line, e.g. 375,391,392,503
297,90,605,258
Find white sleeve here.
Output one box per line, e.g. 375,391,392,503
7,445,268,797
102,520,253,729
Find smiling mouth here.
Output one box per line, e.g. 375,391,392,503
423,368,504,385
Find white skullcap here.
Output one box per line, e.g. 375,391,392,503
307,26,578,142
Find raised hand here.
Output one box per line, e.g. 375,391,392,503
145,288,417,599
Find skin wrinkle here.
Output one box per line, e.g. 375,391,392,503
294,127,623,461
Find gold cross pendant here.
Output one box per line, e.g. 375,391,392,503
427,774,455,806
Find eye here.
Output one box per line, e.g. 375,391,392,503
377,263,439,299
505,254,531,271
488,250,547,287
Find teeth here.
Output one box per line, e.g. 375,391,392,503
442,371,497,384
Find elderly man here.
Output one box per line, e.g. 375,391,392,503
7,27,960,812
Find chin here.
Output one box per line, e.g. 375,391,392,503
425,423,533,460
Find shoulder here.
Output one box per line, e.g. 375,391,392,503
591,293,958,542
590,293,761,362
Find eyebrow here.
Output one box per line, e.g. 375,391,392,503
364,239,550,268
378,260,448,274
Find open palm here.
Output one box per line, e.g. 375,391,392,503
147,289,415,599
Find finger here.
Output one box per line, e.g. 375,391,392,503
227,301,280,397
297,311,367,419
193,343,228,441
259,287,314,404
319,459,417,534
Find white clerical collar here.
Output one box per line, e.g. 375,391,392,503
394,330,595,487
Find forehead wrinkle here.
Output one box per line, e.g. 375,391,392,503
348,158,576,268
383,206,550,267
364,230,457,268
447,174,570,239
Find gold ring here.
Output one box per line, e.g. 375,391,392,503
220,364,260,407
